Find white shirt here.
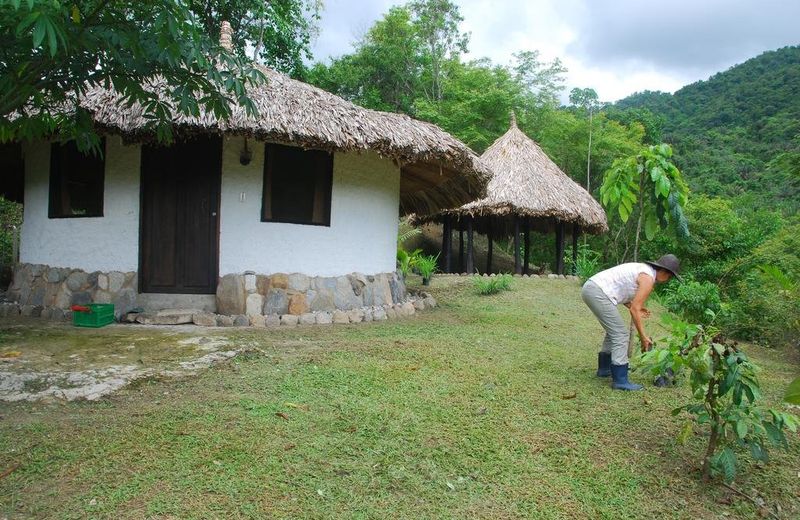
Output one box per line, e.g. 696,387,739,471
589,262,657,305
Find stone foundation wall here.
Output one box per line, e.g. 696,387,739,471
215,271,406,316
3,263,407,321
6,263,137,319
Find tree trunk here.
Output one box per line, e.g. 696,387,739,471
555,222,565,275
487,221,493,275
628,176,647,358
458,227,464,273
701,374,720,482
442,216,452,273
572,225,580,275
523,218,531,275
466,217,474,275
513,217,521,275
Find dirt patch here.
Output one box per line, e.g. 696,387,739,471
0,318,247,402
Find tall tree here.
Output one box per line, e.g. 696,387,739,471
307,6,423,113
569,87,599,191
408,0,469,104
187,0,322,77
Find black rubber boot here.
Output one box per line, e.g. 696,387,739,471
596,352,611,377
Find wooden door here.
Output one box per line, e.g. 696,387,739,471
139,136,221,294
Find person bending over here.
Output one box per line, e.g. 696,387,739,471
580,254,681,391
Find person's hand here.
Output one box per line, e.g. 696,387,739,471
640,336,653,353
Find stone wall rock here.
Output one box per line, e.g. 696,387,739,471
193,312,217,327
264,288,289,315
280,314,298,327
299,313,316,325
216,274,246,315
288,293,309,315
246,293,265,317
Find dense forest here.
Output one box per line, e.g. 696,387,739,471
613,46,800,212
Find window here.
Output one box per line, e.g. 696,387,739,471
49,140,105,218
261,143,333,226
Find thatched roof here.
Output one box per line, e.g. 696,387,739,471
411,115,608,234
73,22,489,216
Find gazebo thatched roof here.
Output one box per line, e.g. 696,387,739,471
71,23,489,216
411,116,608,234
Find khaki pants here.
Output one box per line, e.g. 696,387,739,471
581,280,630,365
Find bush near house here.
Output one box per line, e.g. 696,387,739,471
0,196,23,289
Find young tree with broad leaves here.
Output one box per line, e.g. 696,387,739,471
600,143,690,263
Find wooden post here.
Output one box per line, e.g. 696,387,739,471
513,216,521,275
555,221,565,275
465,217,474,275
442,216,452,273
458,225,464,273
523,218,531,275
572,224,580,275
487,220,493,274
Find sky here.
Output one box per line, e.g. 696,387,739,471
309,0,800,102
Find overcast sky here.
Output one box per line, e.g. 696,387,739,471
310,0,800,102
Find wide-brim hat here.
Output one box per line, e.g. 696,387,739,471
645,254,683,281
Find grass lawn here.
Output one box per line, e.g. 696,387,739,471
1,276,798,519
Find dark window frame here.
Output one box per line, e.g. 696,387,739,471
48,139,106,219
261,143,333,227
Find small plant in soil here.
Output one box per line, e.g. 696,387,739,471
640,313,798,482
415,254,439,285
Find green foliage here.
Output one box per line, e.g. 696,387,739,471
786,377,800,405
397,248,422,277
599,144,689,266
397,218,422,247
723,226,800,347
615,46,800,212
564,244,601,281
664,280,722,325
640,316,799,482
414,253,439,279
0,0,283,148
0,195,22,270
474,274,513,295
188,0,321,77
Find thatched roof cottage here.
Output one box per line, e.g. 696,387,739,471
6,22,489,323
412,115,607,275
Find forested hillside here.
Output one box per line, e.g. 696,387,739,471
614,46,800,211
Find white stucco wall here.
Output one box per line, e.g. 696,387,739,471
20,137,141,272
218,136,401,277
20,135,401,279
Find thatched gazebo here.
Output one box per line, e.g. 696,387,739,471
412,115,607,275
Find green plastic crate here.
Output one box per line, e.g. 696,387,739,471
72,303,115,328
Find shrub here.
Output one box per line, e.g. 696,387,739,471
397,248,422,277
664,280,722,325
722,224,800,347
474,274,513,295
565,244,602,280
0,196,23,287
